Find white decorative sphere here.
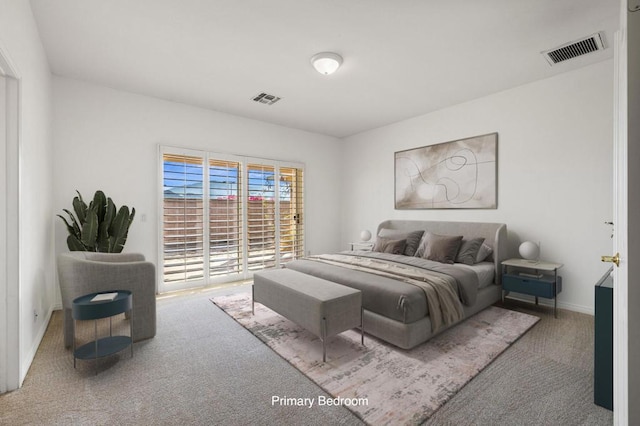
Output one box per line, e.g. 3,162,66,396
360,230,372,242
519,241,540,260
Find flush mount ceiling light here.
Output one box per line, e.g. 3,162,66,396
310,52,343,75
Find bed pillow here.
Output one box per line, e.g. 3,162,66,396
373,237,407,255
420,232,463,264
455,237,485,265
402,230,424,256
475,243,494,263
414,231,430,257
377,229,424,256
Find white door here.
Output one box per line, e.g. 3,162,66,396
612,2,640,423
612,26,628,422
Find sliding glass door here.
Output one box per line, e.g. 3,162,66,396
159,147,304,292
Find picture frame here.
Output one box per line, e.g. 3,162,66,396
394,132,498,209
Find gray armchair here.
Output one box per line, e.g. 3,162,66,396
57,252,157,348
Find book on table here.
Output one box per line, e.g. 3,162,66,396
91,292,118,302
519,272,544,279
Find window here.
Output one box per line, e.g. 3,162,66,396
162,153,204,285
209,158,243,280
160,147,304,291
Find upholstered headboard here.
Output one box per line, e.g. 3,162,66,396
376,220,508,285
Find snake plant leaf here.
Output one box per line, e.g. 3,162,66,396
108,206,132,253
97,198,116,252
57,214,77,238
80,210,99,249
128,207,136,227
61,209,81,238
66,234,86,251
72,192,88,225
91,190,107,223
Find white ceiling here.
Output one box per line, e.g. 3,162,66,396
29,0,619,138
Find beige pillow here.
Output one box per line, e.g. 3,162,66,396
421,232,463,264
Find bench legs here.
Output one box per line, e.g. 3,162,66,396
252,284,365,362
361,307,365,346
321,309,364,362
321,318,327,362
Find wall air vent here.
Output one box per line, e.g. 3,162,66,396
542,32,606,66
251,92,282,105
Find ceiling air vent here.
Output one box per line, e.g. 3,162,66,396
251,92,281,106
542,32,606,66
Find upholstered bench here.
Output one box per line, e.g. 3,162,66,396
253,268,364,362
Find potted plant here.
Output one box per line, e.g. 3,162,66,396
57,190,136,253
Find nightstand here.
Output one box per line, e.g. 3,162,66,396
349,242,374,251
501,258,563,318
72,290,133,374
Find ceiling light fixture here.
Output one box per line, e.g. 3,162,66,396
310,52,343,75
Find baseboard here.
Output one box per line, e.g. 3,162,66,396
504,295,593,316
20,305,54,386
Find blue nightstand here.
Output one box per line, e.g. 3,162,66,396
501,258,563,318
72,290,133,373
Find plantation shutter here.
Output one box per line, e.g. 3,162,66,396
160,147,304,290
209,159,243,278
246,163,277,271
279,167,304,263
162,153,205,284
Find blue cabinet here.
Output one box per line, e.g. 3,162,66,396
502,274,560,299
594,267,613,410
501,258,563,318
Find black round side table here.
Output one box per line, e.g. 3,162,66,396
72,290,133,373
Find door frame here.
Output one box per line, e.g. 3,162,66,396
0,42,21,393
613,24,628,423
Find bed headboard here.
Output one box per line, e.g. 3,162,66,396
377,220,508,285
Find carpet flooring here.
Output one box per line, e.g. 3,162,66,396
0,288,361,425
0,285,613,425
213,293,540,425
424,298,613,426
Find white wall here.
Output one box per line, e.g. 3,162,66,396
52,77,343,289
341,60,614,314
0,0,54,386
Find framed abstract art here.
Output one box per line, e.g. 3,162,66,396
395,133,497,209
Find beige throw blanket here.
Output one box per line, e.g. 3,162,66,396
308,254,464,333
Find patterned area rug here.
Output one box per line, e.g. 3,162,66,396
212,293,540,425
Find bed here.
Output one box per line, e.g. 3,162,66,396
285,220,508,349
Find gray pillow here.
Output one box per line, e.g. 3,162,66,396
455,238,485,265
421,232,463,264
403,230,425,256
475,243,494,263
377,228,424,256
373,237,407,255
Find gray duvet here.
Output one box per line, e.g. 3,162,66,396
285,251,480,325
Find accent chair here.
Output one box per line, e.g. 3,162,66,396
57,252,157,348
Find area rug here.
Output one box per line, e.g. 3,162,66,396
211,293,540,425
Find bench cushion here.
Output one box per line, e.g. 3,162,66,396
253,268,361,338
